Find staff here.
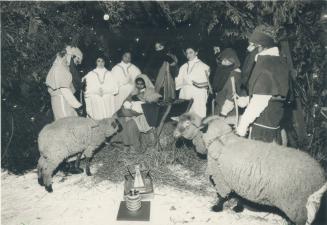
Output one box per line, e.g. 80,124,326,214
230,76,238,126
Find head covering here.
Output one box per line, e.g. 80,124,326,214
249,26,275,48
212,48,240,93
66,46,83,62
131,74,161,102
219,48,240,68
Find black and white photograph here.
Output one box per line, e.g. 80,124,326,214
1,1,327,225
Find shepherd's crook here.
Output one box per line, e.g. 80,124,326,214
231,76,238,126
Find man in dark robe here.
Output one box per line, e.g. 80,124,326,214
236,26,290,144
143,41,175,83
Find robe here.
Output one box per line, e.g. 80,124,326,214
175,57,210,118
46,55,81,120
111,62,141,111
237,47,289,143
83,68,118,120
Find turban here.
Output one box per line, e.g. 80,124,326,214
249,27,275,48
66,46,83,62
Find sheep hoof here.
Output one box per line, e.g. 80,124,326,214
86,170,92,176
232,204,244,213
69,167,84,174
38,177,44,186
45,185,53,193
211,203,224,212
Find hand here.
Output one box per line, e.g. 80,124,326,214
235,124,248,137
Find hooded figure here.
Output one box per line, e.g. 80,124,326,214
143,41,175,83
116,74,160,152
212,48,242,116
154,53,178,101
236,26,290,144
46,46,83,120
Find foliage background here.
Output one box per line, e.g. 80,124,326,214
1,1,326,173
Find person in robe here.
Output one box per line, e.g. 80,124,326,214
46,46,83,120
240,42,259,92
117,74,160,152
111,51,141,112
175,44,210,118
236,26,290,144
154,52,178,101
143,41,174,83
82,56,118,120
212,48,242,116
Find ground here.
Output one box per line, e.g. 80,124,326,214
1,141,288,225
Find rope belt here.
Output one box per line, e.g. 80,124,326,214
253,123,280,130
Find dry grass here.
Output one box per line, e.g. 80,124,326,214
90,122,210,194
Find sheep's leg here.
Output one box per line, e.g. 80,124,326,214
85,157,92,176
225,197,244,213
68,153,84,174
37,156,45,186
84,146,95,176
209,175,233,212
212,193,229,212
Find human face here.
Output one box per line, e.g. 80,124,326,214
122,53,131,64
221,58,233,66
96,58,105,68
247,42,257,52
135,80,145,90
155,43,164,51
186,48,198,61
73,56,82,65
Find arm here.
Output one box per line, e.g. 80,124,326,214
175,66,185,90
236,94,272,136
60,88,82,109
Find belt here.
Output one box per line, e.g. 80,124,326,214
253,123,280,130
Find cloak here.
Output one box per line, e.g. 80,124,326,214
154,54,178,101
248,55,289,97
241,48,258,89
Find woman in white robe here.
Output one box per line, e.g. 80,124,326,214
175,45,210,118
46,46,83,120
83,57,118,120
111,51,141,111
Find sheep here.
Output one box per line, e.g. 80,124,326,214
37,116,119,192
173,112,327,225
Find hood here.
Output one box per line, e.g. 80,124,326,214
219,48,240,69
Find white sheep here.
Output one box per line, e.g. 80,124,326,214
37,116,119,192
173,112,327,225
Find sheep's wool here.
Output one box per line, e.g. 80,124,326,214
192,133,207,155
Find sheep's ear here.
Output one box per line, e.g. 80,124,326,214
170,116,180,122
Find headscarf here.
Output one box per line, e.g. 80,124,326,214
66,46,83,64
130,74,161,103
212,48,240,93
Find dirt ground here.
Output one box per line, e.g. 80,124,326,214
1,161,288,225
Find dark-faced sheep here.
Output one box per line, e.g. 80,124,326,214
37,117,119,192
173,112,326,225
